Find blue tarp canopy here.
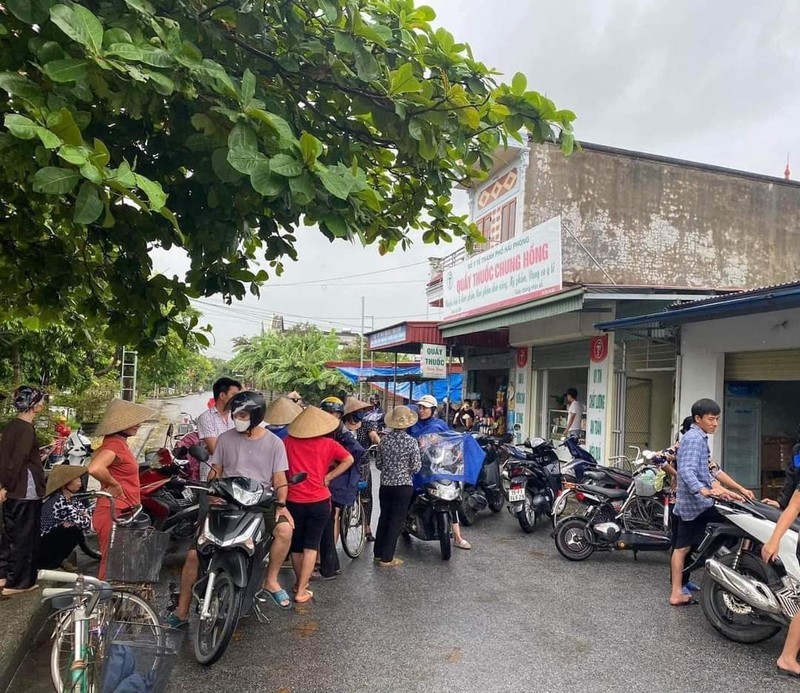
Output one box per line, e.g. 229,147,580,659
334,365,463,403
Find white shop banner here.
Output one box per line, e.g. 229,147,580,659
442,216,562,321
585,336,610,463
420,343,447,379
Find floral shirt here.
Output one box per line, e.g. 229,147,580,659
41,490,92,537
376,431,421,487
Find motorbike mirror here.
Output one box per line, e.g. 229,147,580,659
288,472,307,485
522,439,533,448
173,446,189,460
188,445,209,462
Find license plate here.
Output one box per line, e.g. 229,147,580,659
508,488,526,502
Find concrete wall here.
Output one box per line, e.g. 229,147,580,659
679,307,800,453
522,143,800,289
509,311,607,346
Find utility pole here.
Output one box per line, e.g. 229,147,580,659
359,296,365,398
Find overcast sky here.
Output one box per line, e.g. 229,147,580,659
153,0,800,359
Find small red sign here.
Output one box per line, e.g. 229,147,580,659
590,336,609,363
516,347,529,369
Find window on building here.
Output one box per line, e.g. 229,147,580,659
474,197,517,253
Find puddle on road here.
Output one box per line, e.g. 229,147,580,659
293,621,319,638
446,647,462,663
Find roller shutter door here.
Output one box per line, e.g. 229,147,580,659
531,340,591,369
724,350,800,381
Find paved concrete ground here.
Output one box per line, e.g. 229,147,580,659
11,501,796,693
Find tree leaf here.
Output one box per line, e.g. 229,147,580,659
246,108,296,145
4,114,40,140
134,173,167,210
90,138,110,168
211,147,242,183
241,68,255,107
32,166,81,194
269,153,303,177
299,132,323,167
354,45,379,82
79,162,104,185
317,167,352,200
332,31,355,54
250,162,283,196
58,144,93,165
48,108,83,146
511,72,527,96
0,73,44,106
227,123,264,173
388,63,422,95
42,58,90,83
73,181,103,224
6,0,34,23
50,4,103,55
123,0,156,16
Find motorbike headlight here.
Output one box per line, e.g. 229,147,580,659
231,484,263,506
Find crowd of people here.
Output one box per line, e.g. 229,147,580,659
1,383,798,676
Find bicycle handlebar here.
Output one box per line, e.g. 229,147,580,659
73,490,143,526
37,569,110,589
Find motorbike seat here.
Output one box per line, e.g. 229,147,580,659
576,484,629,500
745,501,800,533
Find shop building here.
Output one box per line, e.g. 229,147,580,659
598,282,800,497
424,139,800,461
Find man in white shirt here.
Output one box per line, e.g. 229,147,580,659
565,388,583,439
195,377,241,479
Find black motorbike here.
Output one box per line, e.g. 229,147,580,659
182,446,304,665
503,437,562,533
457,433,508,526
553,461,672,561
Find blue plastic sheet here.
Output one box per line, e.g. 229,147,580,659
413,430,485,489
332,365,463,403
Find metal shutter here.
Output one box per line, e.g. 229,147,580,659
531,340,591,369
725,350,800,381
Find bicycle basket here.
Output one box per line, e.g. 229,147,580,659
100,622,183,693
105,525,170,583
634,471,658,498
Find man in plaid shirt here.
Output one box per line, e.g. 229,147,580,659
669,398,750,606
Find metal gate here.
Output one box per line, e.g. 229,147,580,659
624,378,652,453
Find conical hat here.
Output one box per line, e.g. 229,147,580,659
45,464,87,497
264,396,303,426
384,405,418,430
287,406,340,439
95,399,157,436
344,397,371,416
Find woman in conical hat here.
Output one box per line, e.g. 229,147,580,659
264,396,303,440
38,465,91,570
88,399,156,579
284,407,354,603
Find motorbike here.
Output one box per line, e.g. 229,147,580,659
139,452,199,538
698,499,800,644
502,438,563,533
457,433,508,526
553,454,673,561
404,435,474,561
181,446,305,665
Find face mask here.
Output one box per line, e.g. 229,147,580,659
234,419,251,433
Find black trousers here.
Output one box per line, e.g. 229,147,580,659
0,499,41,589
359,460,374,532
374,485,413,563
38,525,82,570
318,502,343,578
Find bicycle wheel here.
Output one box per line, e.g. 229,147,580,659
340,499,366,559
51,591,160,692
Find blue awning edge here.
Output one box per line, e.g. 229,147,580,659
596,283,800,332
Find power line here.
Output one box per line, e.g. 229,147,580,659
258,260,429,287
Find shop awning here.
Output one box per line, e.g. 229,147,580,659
595,282,800,332
439,287,586,338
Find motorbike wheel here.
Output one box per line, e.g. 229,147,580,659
699,552,783,644
554,517,595,561
488,492,504,513
194,571,243,665
78,531,102,561
516,491,538,533
436,513,452,561
457,493,477,526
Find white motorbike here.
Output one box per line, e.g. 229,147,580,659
701,499,800,643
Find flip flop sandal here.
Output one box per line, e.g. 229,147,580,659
776,667,800,679
669,598,698,607
258,588,292,610
294,589,314,604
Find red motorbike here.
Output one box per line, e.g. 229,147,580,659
139,448,199,538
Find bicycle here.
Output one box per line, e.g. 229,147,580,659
41,569,161,693
339,480,369,559
42,491,173,691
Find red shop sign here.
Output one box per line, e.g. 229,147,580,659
516,347,529,368
590,335,609,363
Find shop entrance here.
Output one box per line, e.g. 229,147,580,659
723,349,800,496
466,369,509,434
534,366,589,442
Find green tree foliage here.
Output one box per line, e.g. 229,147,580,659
0,319,118,394
0,0,576,350
229,325,352,402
